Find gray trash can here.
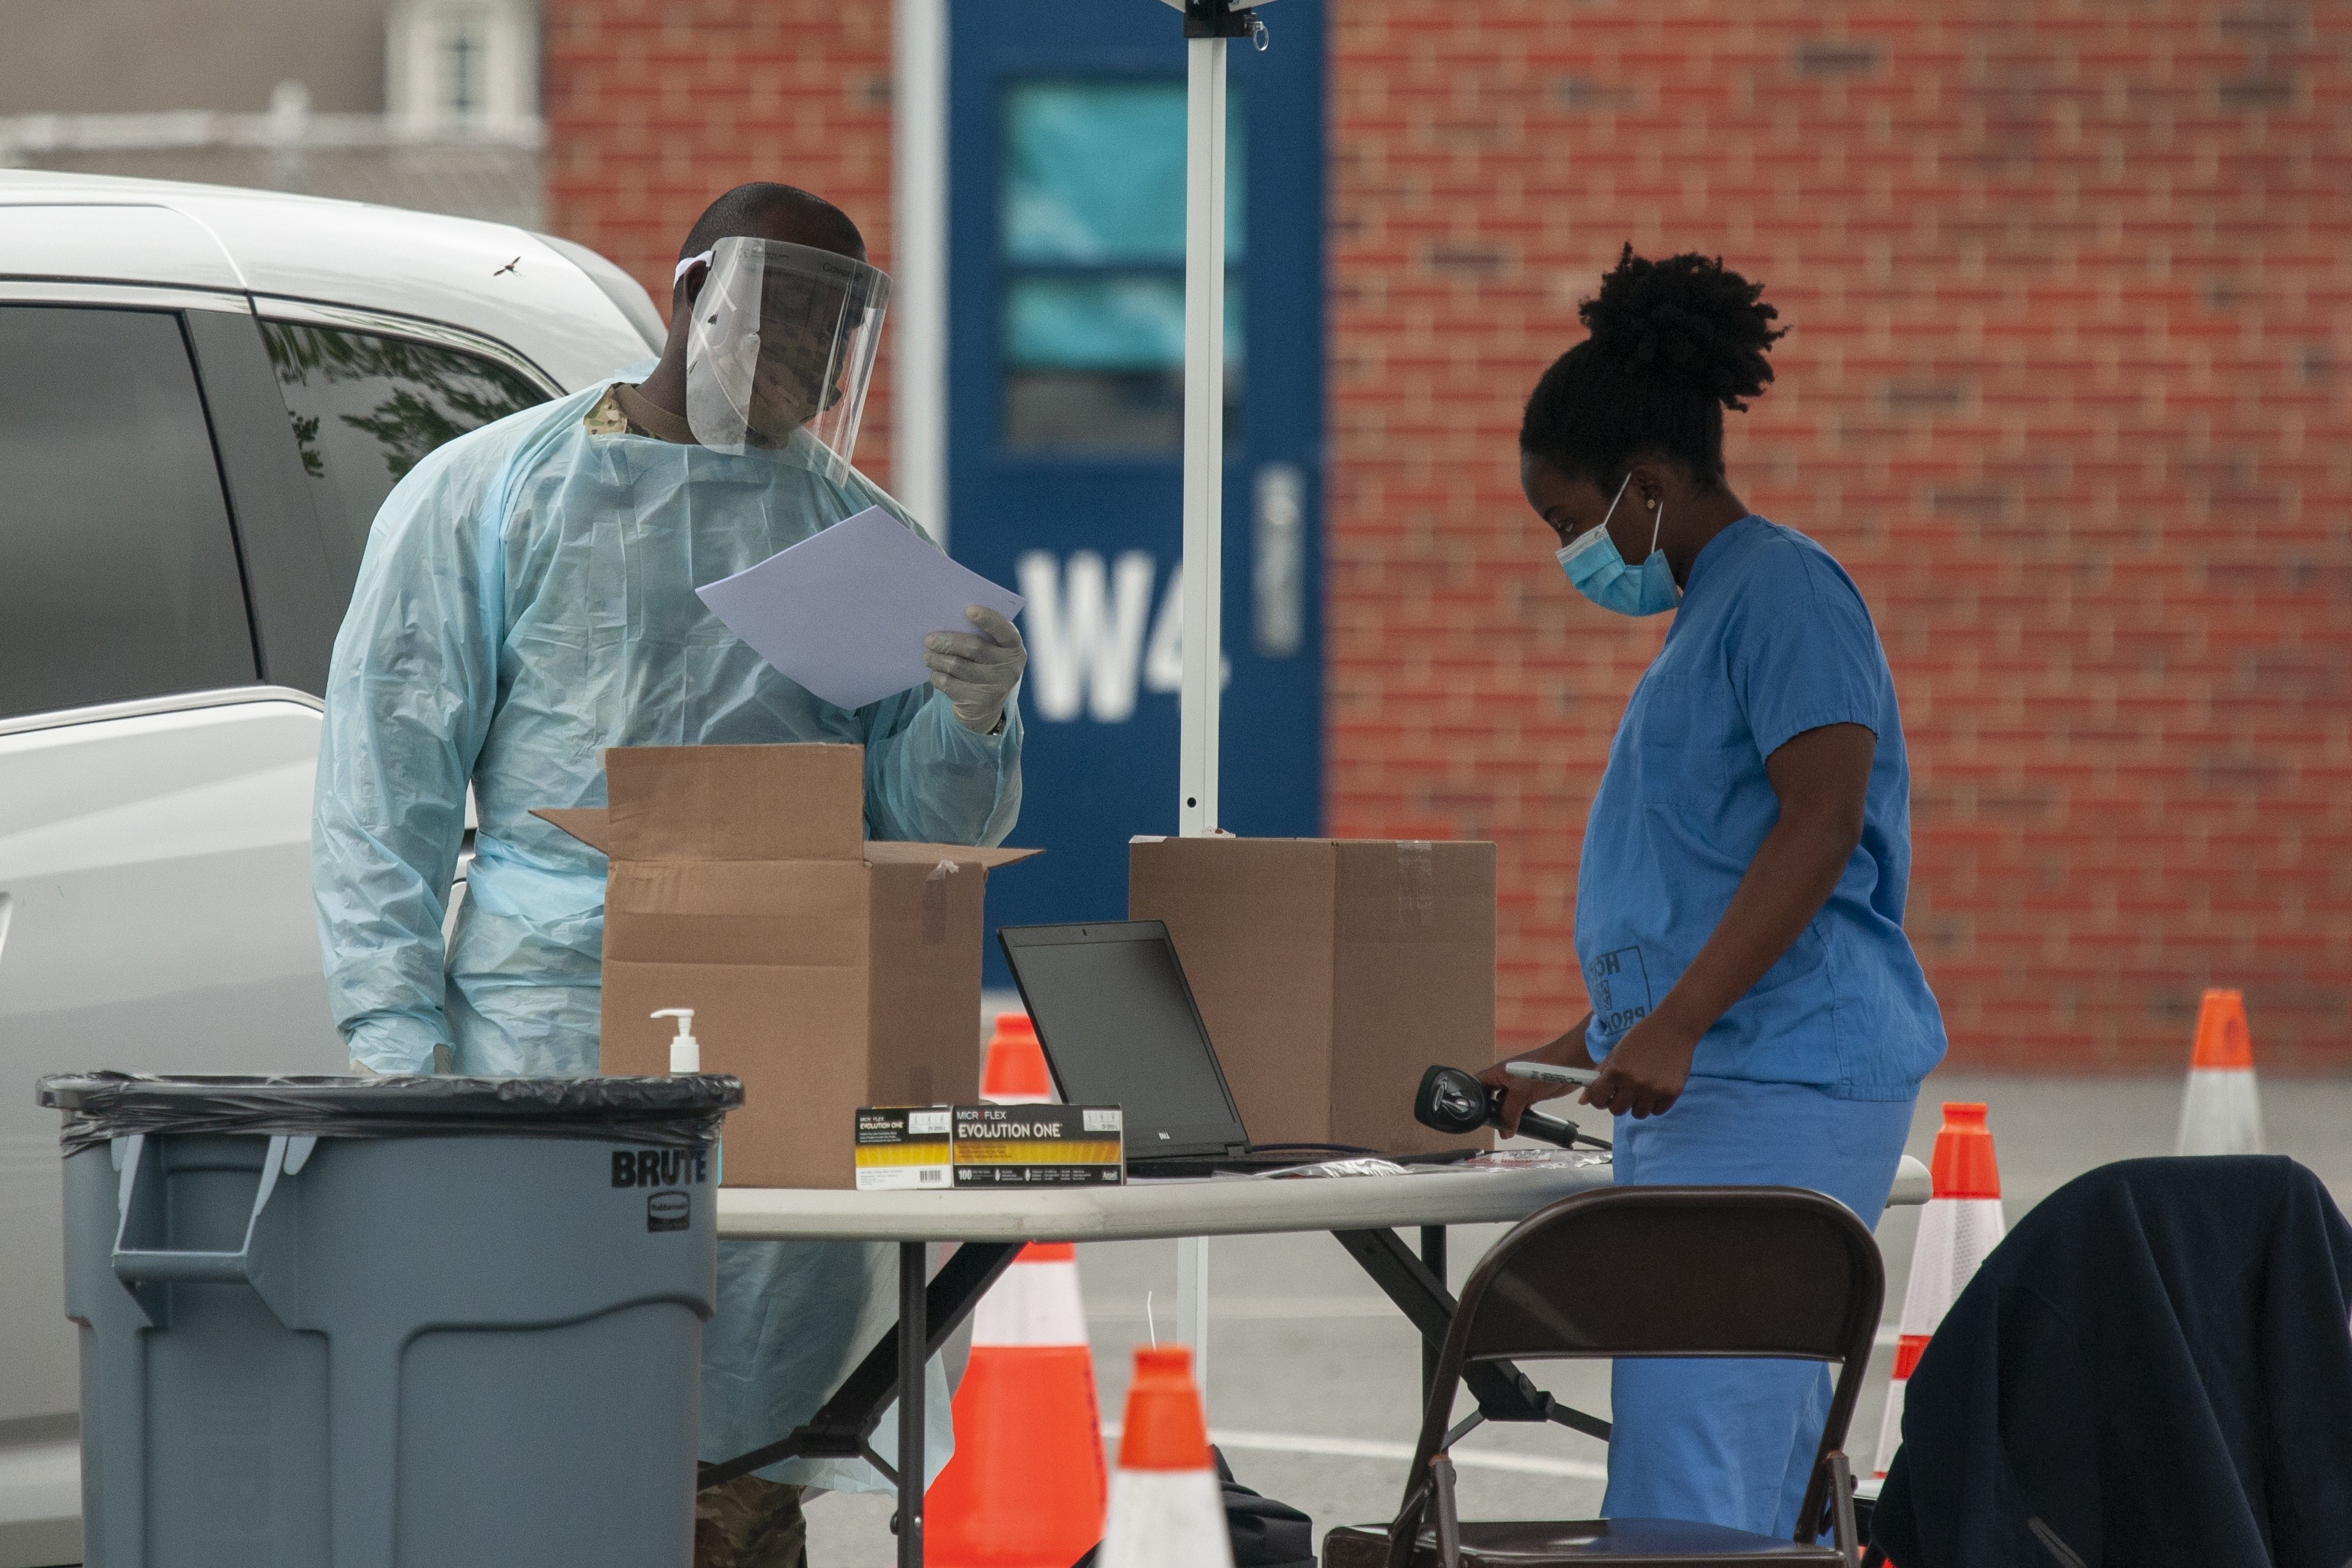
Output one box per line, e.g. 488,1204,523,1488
38,1071,743,1568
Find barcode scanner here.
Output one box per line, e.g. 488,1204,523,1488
1413,1065,1609,1152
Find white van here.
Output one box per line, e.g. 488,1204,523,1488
0,171,663,1567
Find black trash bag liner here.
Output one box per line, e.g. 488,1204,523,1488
1071,1447,1315,1568
38,1071,744,1156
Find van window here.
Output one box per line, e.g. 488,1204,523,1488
260,321,545,587
0,306,257,720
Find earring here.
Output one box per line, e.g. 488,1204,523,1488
1646,497,1657,510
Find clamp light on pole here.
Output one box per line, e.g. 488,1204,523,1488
1159,0,1275,42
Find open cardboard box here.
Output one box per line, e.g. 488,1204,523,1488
1130,836,1496,1156
539,743,1035,1188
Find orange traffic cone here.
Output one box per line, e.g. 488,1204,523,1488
1871,1103,2005,1479
928,1012,1097,1566
2176,988,2264,1156
1099,1346,1233,1568
925,1242,1107,1566
982,1011,1056,1105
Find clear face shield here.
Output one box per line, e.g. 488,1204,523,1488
683,236,891,481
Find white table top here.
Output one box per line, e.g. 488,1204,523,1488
716,1153,1931,1242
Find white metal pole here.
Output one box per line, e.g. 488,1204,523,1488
1176,25,1231,1404
1177,32,1227,838
1176,1234,1210,1395
891,0,950,546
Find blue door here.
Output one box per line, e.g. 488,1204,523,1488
948,0,1326,984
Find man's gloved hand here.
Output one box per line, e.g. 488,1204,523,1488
924,606,1027,734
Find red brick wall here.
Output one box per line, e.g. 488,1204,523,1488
542,0,901,490
1327,1,2351,1071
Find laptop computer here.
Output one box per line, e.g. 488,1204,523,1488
996,920,1472,1177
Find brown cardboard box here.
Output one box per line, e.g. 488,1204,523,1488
1128,837,1496,1155
537,743,1035,1188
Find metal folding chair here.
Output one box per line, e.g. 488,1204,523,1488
1323,1185,1884,1567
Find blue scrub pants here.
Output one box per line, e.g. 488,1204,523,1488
1600,1074,1917,1537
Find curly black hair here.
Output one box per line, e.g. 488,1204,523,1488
1519,246,1786,490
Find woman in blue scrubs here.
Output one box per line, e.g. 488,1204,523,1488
1482,248,1947,1537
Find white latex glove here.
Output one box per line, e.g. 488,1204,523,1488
924,605,1026,734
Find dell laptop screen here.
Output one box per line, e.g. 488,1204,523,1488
996,921,1248,1159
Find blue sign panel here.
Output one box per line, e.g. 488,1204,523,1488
948,0,1326,984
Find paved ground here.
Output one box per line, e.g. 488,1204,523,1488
806,1072,2352,1564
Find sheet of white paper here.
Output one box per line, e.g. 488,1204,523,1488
695,506,1026,711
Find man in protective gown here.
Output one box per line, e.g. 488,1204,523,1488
311,183,1026,1567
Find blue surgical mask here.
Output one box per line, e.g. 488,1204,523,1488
1554,473,1682,616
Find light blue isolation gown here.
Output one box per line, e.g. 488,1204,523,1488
312,372,1020,1491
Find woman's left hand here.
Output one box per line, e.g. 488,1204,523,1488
1578,1014,1702,1119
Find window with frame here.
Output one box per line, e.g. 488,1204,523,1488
386,0,539,133
260,320,545,589
999,80,1243,455
0,305,257,719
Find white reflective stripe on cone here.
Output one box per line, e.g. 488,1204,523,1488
970,1255,1089,1347
2176,1067,2265,1155
1894,1197,2005,1338
1098,1468,1234,1568
1872,1374,1908,1480
1875,1195,2003,1477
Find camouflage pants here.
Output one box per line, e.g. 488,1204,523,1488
695,1475,809,1568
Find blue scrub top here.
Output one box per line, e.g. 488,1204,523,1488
1577,515,1945,1100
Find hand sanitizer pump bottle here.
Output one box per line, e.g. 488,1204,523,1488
651,1008,717,1182
652,1008,700,1072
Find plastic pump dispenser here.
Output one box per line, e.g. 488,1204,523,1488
652,1008,700,1074
653,1008,719,1182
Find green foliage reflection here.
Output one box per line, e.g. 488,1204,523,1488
261,321,542,484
